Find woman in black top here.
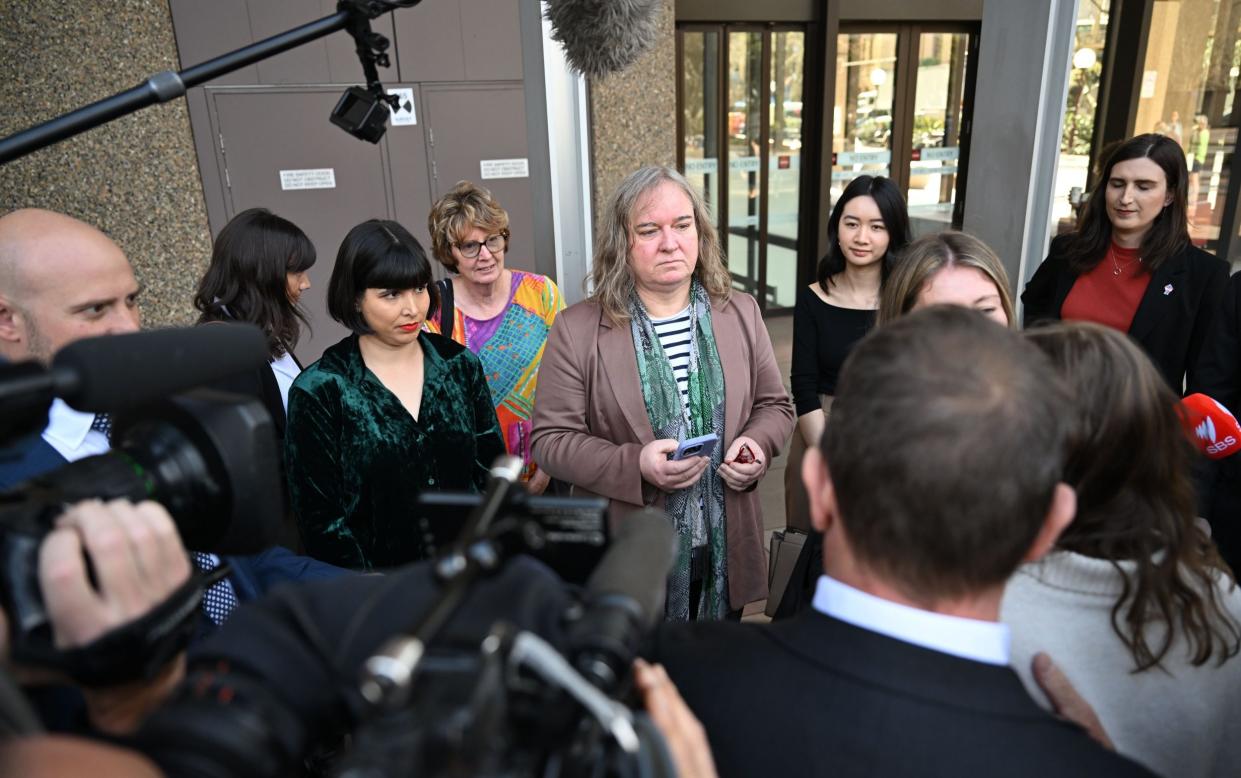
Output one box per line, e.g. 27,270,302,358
779,176,909,612
194,208,317,550
194,207,316,437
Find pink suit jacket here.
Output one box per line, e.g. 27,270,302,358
531,292,794,609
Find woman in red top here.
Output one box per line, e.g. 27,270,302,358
1022,133,1228,392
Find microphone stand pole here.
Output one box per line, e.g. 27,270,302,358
360,457,529,709
0,1,420,165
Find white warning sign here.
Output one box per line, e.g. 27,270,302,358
480,158,530,179
279,168,337,191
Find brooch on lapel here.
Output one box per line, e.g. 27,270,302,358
1163,284,1174,296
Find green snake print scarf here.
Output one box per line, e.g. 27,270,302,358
629,280,729,621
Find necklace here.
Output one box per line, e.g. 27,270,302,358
834,270,880,309
1110,246,1141,277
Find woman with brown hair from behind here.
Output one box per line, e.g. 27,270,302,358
1003,321,1241,778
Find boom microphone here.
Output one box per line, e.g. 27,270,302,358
1179,393,1241,460
568,507,678,693
544,0,662,79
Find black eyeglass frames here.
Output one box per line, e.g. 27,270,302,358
455,231,508,259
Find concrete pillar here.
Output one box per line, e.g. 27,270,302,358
962,0,1080,307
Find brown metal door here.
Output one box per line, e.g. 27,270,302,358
420,83,538,274
208,87,399,364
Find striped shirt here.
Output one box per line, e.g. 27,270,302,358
651,307,693,420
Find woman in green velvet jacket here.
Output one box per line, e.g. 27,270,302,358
285,219,505,570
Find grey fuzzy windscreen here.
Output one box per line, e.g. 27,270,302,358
544,0,661,79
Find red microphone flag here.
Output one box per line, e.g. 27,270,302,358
1179,393,1241,460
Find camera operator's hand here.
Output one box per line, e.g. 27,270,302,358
38,499,192,734
635,659,719,778
0,734,165,778
41,500,191,647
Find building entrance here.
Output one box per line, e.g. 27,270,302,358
832,24,979,237
678,25,810,312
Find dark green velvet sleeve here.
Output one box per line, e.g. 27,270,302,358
466,352,506,490
285,379,368,569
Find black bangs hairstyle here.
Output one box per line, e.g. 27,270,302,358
194,207,316,359
327,219,439,334
1065,133,1190,274
817,174,911,293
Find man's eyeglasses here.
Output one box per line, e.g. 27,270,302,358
455,231,508,259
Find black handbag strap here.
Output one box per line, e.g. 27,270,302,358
436,277,455,334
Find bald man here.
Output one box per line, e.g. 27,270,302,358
0,207,345,621
0,210,142,482
0,209,141,365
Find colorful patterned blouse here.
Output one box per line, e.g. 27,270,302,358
427,270,564,480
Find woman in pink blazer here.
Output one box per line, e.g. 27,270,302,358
532,165,794,621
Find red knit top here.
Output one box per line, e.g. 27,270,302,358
1061,241,1151,332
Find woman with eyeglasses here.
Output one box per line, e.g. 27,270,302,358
426,181,564,494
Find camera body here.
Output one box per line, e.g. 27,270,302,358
0,389,282,669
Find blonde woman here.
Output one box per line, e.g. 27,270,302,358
877,231,1014,327
532,165,794,621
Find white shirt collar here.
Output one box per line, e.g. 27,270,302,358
270,351,300,381
811,574,1010,666
42,398,111,462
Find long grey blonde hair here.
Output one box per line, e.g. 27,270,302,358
588,165,732,325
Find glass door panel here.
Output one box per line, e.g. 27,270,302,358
832,33,898,202
1052,2,1108,238
907,32,970,236
1134,0,1241,259
726,31,764,298
681,31,722,228
678,25,810,311
767,30,804,309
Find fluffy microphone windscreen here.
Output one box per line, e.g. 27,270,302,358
54,324,269,412
545,0,662,79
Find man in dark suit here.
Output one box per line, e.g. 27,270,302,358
0,208,344,634
650,306,1150,776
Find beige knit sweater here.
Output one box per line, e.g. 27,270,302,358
1002,550,1241,778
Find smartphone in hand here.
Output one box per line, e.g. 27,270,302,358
670,432,719,461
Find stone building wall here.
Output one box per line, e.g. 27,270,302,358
587,0,678,219
0,0,210,327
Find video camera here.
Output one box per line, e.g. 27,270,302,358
0,325,684,776
131,461,682,778
0,324,282,681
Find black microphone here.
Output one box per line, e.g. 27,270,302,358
52,324,269,412
544,0,662,79
568,508,677,694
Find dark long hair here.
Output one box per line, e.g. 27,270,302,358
1065,133,1189,274
195,208,316,359
1025,322,1240,672
816,175,910,294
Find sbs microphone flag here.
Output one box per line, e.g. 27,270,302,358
1179,393,1241,460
